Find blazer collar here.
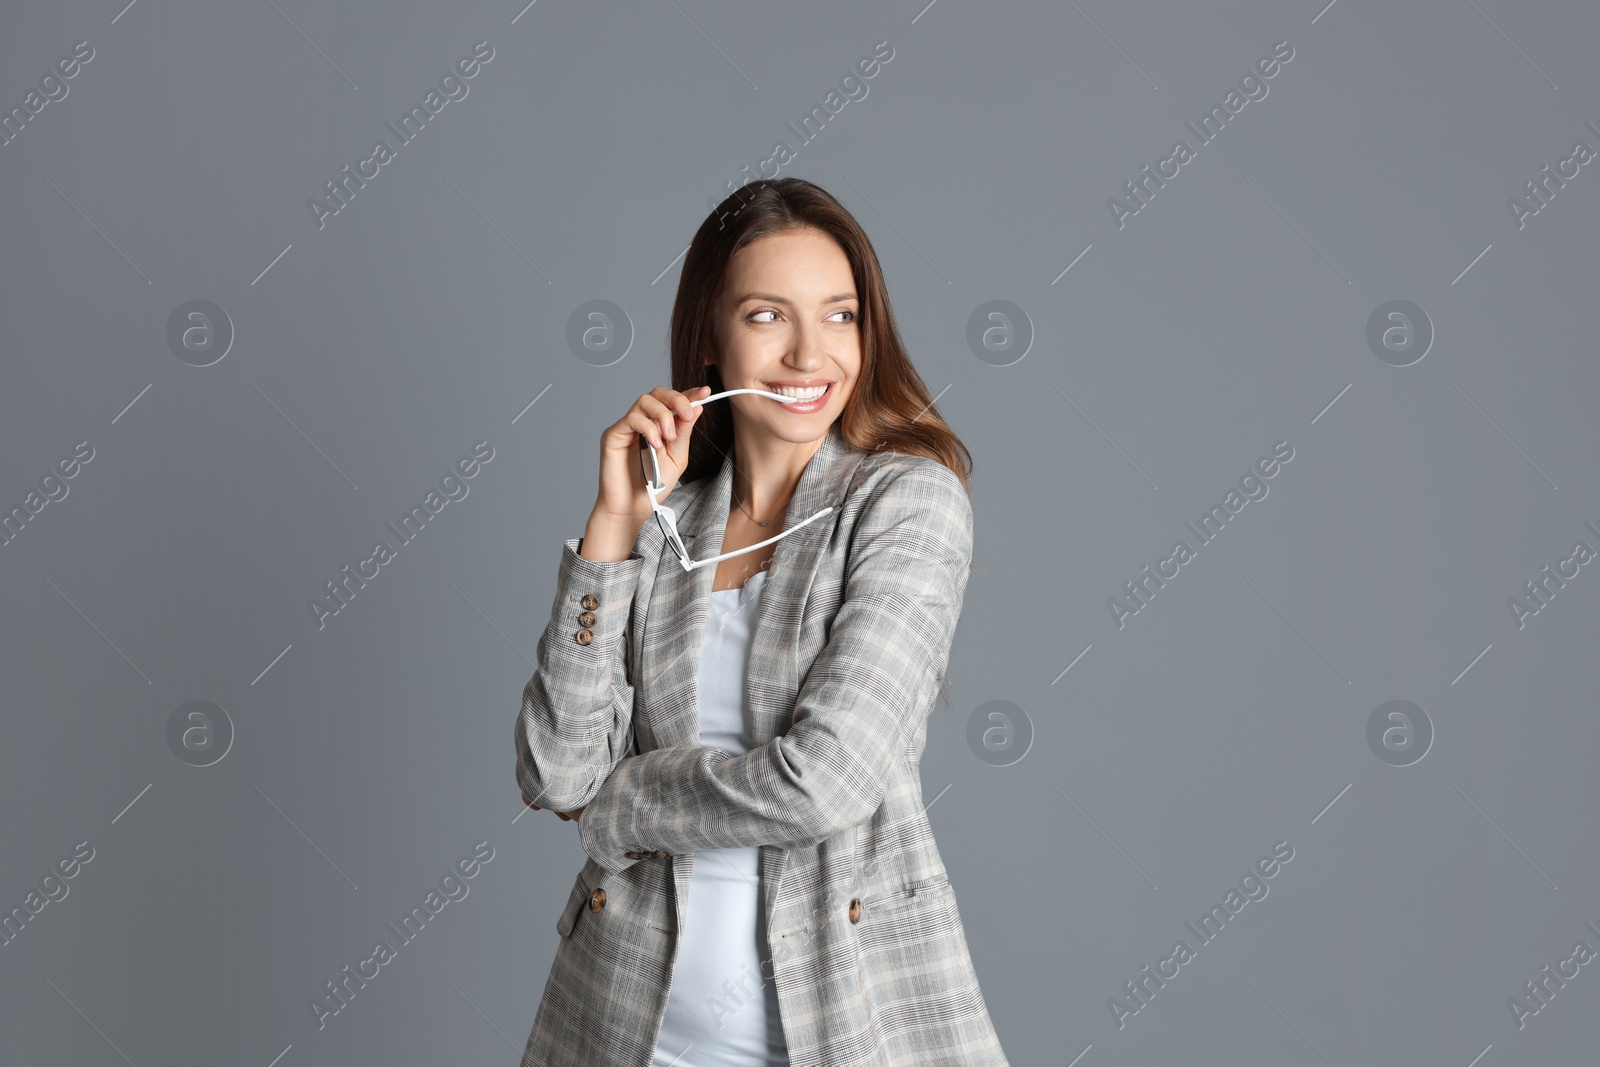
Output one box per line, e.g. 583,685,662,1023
642,422,865,753
685,419,856,562
640,422,869,936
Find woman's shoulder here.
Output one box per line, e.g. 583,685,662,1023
837,451,973,553
846,449,969,508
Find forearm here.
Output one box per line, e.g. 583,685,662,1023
514,534,645,811
578,507,647,563
577,723,892,875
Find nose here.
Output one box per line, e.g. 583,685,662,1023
785,318,829,372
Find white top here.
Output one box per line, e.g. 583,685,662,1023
650,568,789,1067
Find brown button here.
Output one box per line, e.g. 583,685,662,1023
575,628,594,646
589,887,606,912
848,897,861,923
625,850,642,860
578,610,596,627
652,849,667,858
580,594,600,610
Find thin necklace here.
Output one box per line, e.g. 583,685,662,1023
732,478,783,527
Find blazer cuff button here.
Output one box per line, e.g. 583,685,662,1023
848,897,861,924
578,610,596,627
580,594,600,610
575,628,594,646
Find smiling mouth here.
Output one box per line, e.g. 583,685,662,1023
765,382,834,403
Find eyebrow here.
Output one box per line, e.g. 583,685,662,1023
734,291,858,305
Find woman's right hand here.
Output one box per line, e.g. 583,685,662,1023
593,385,711,523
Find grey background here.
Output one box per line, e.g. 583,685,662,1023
2,0,1597,1064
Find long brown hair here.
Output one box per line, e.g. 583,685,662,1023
668,177,973,493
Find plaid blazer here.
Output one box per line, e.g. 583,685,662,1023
514,423,1010,1067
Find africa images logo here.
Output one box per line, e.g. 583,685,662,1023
307,41,496,231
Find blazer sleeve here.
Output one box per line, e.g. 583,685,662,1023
514,536,646,813
577,460,973,877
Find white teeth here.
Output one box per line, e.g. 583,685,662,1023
772,384,828,400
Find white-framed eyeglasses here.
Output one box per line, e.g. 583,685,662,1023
639,388,835,572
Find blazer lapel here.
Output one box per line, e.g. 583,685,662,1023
744,426,862,748
645,423,861,752
639,425,865,937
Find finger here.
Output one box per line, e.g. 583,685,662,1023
628,409,666,452
652,385,690,405
637,396,678,445
650,388,698,436
658,386,697,422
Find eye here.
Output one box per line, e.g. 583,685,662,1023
829,309,857,323
748,308,779,323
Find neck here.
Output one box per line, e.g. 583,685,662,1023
729,427,827,520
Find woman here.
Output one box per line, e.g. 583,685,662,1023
515,177,1010,1067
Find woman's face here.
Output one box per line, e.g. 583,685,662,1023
708,227,862,445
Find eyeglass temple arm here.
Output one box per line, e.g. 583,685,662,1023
676,505,835,572
639,387,800,489
689,387,804,406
